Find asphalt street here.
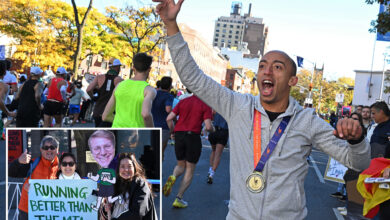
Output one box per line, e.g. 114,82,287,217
162,137,348,220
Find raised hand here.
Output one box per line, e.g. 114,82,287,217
18,149,31,164
333,118,363,141
153,0,184,35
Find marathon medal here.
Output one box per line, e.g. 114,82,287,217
246,171,265,193
248,110,291,193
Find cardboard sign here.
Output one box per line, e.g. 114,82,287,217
28,179,97,220
324,157,347,184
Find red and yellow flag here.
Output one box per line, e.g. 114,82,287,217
356,158,390,218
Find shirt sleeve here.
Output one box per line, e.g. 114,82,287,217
165,94,174,107
203,104,213,121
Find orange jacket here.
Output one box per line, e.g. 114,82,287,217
18,156,59,213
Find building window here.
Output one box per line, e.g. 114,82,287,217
237,25,240,28
235,36,239,39
229,30,232,34
236,31,239,34
222,29,226,33
221,43,224,47
230,25,233,28
214,38,218,42
216,34,219,37
216,29,219,32
229,35,232,38
214,43,218,46
228,40,231,43
223,24,227,27
221,39,225,42
217,23,220,27
235,41,238,44
230,73,234,80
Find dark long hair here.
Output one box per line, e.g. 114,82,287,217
114,153,150,198
56,152,79,178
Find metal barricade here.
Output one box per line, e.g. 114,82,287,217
8,182,23,220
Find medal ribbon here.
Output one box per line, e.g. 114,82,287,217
253,110,262,168
253,110,291,172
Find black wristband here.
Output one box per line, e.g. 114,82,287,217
347,135,365,145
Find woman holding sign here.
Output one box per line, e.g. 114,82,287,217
103,153,157,220
56,152,81,179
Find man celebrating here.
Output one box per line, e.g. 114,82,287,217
86,59,123,127
102,53,156,127
153,0,370,219
9,135,60,220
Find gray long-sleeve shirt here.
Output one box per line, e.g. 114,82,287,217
167,32,370,220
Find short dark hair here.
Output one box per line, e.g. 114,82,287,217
133,53,153,72
5,59,11,70
362,105,370,110
156,80,161,89
0,60,6,76
160,76,172,90
370,101,390,117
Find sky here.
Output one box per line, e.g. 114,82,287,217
67,0,390,81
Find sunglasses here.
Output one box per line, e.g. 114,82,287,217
41,145,57,150
61,162,75,167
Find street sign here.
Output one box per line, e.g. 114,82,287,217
335,93,344,103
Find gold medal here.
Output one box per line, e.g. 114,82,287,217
246,171,265,193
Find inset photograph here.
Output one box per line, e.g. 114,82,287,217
7,129,160,220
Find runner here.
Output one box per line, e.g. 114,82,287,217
43,67,68,127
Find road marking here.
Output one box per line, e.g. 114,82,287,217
332,208,345,220
309,155,325,183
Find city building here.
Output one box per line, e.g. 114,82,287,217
213,2,268,57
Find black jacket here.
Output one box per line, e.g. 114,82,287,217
112,178,157,220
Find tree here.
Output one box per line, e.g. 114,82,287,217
70,0,93,78
0,0,121,73
0,0,76,70
106,5,165,76
290,67,355,114
366,0,390,35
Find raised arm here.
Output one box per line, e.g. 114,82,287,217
153,0,248,121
